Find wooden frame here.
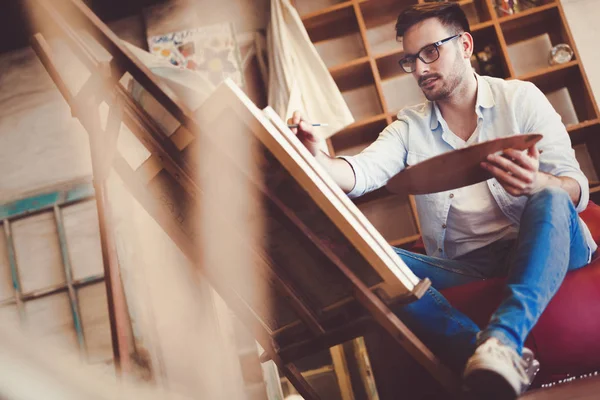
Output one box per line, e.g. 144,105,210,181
0,182,108,359
26,0,468,398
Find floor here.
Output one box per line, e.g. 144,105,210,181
522,375,600,399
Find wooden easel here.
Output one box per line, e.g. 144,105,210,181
29,0,460,398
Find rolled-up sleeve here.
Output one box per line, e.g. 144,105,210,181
519,82,589,212
336,120,409,198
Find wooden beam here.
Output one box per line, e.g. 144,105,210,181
263,317,373,363
53,205,87,355
93,180,133,374
2,221,26,323
330,344,356,400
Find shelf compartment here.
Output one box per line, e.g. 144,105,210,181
568,119,600,146
454,0,494,26
501,4,576,77
524,63,597,127
363,18,402,56
296,0,352,18
343,85,385,121
330,114,388,156
303,1,356,41
516,59,578,82
375,49,405,81
304,2,368,67
495,1,557,21
333,63,384,121
471,23,510,79
329,57,372,91
381,73,425,115
471,20,495,32
374,51,425,114
353,188,419,243
568,121,600,182
360,0,418,30
360,0,418,55
574,142,600,183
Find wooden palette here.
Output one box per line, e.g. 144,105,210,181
386,134,543,195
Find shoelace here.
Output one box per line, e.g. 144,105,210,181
479,340,531,385
522,350,540,381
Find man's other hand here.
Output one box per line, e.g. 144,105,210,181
481,145,548,197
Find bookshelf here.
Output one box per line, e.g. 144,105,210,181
295,0,600,246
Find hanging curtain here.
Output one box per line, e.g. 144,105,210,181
267,0,354,140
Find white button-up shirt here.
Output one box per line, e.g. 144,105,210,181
341,74,597,260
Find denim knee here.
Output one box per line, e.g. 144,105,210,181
527,186,574,212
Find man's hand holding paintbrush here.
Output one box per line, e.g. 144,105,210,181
287,110,356,193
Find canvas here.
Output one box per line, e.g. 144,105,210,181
148,23,244,88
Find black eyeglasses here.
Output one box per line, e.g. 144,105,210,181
398,34,462,73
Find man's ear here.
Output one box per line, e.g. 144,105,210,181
461,32,474,59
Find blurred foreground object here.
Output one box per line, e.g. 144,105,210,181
0,327,190,400
27,0,463,398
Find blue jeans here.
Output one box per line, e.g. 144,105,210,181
391,187,591,370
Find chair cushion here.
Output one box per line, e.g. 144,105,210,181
580,201,600,245
441,254,600,385
530,258,600,380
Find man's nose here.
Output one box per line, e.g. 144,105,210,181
414,57,429,77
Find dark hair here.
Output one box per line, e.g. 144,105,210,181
395,3,471,40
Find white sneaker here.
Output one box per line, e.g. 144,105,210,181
521,347,541,384
463,338,539,399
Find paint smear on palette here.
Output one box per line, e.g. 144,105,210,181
148,22,244,88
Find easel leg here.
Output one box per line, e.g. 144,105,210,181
279,362,322,400
364,325,450,400
352,288,461,397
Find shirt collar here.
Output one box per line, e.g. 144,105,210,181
430,101,443,130
475,73,495,110
429,73,496,131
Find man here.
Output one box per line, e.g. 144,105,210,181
288,3,597,399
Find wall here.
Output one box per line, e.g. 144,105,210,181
562,0,600,105
0,48,93,203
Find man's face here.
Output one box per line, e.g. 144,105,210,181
402,18,467,101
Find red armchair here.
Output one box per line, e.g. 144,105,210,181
441,201,600,387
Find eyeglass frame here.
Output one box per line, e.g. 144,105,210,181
398,33,463,73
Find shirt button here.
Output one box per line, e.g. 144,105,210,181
442,224,447,229
449,193,454,199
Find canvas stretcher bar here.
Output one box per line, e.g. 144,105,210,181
194,80,456,394
197,82,421,298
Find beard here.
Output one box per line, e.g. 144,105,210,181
419,56,465,101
